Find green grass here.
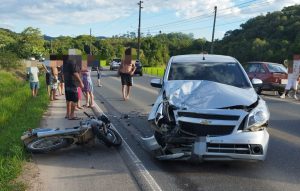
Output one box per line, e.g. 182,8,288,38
143,67,165,77
0,70,49,191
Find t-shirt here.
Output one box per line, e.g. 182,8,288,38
27,67,39,82
63,59,81,92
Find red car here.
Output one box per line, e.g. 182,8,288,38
243,61,288,94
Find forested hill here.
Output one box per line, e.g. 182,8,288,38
215,4,300,63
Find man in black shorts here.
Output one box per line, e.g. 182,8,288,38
63,55,84,120
118,48,136,100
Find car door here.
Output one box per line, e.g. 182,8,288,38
255,64,268,82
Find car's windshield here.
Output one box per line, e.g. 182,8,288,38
113,59,121,62
168,62,251,88
267,63,287,73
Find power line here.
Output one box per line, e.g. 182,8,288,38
140,0,260,30
143,18,249,35
141,0,274,34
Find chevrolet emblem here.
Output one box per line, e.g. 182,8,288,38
199,119,211,125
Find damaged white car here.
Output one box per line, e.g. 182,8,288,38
145,54,270,162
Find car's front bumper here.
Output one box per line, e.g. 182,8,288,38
191,129,269,161
134,67,143,74
144,129,269,162
111,65,120,70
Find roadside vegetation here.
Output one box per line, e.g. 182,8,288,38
0,68,49,190
143,67,165,77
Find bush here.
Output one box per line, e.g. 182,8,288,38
0,51,21,69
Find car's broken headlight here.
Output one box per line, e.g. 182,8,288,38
245,99,269,131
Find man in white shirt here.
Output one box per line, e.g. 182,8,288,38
27,66,39,97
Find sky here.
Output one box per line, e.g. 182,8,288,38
0,0,299,40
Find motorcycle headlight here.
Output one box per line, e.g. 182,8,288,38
245,99,269,131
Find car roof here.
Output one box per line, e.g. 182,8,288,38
246,61,281,65
171,54,237,63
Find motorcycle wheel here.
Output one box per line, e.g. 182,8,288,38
94,127,122,147
26,137,71,153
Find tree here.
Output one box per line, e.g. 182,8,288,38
94,40,114,61
15,27,45,58
0,29,16,52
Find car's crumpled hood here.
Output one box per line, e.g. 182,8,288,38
164,80,257,110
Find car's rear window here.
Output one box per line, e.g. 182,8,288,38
168,62,251,88
267,63,287,73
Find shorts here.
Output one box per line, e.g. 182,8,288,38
51,82,59,90
30,82,39,90
120,72,133,86
65,90,78,103
285,75,298,90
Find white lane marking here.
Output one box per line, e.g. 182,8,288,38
94,103,162,191
117,130,163,191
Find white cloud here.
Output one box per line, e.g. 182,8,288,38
0,0,298,27
0,21,15,30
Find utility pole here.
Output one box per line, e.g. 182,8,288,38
137,1,143,61
90,28,92,55
211,6,217,54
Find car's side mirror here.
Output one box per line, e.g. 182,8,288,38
252,78,263,85
252,78,263,93
150,78,162,88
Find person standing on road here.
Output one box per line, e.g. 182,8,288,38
27,66,39,97
97,66,102,87
49,66,60,101
81,67,95,107
118,48,136,101
57,65,65,95
280,60,299,100
280,76,299,100
63,57,84,120
41,64,51,96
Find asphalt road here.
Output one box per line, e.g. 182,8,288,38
91,69,300,191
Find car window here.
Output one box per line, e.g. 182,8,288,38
267,63,287,73
244,63,259,73
258,64,266,73
168,62,251,88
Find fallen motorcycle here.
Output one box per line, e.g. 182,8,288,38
21,112,122,153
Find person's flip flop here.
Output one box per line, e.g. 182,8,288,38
68,117,81,120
